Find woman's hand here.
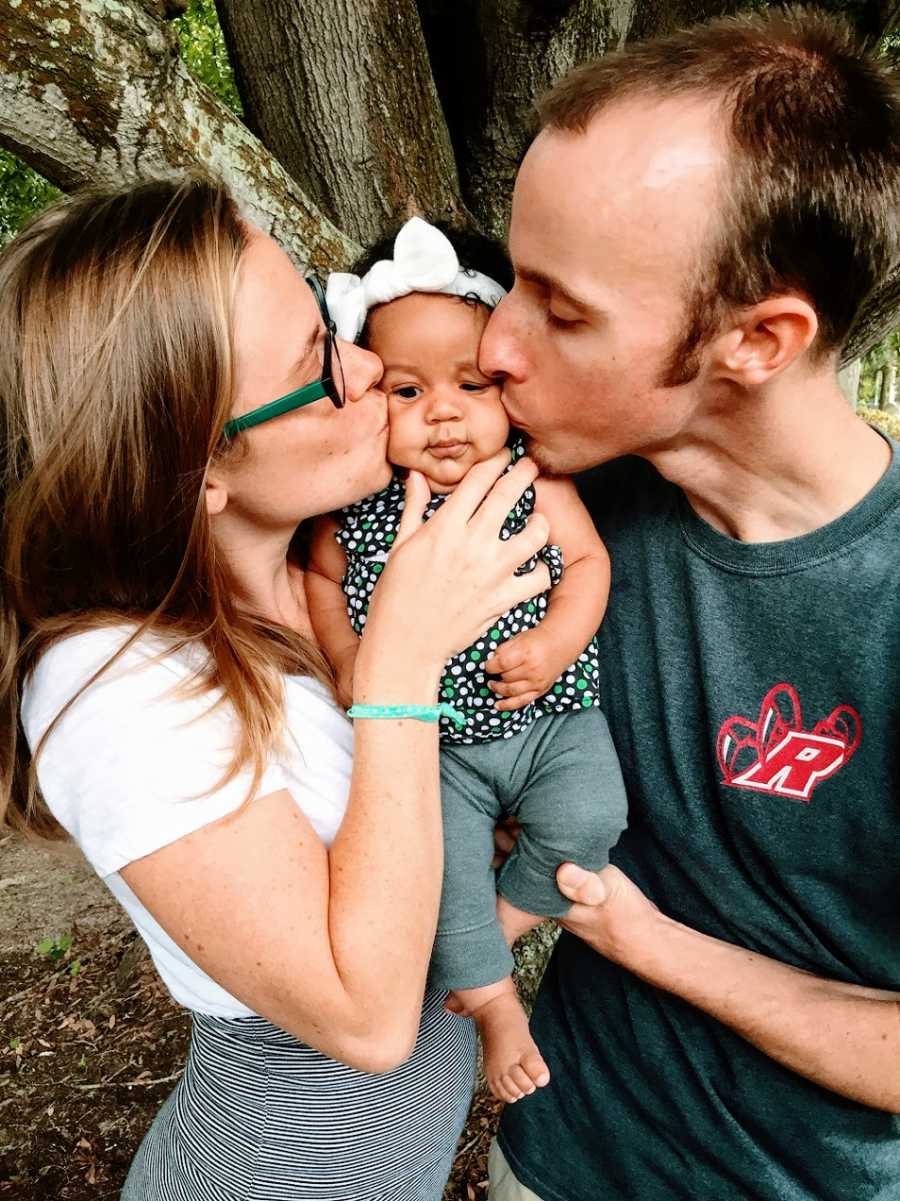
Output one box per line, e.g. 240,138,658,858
355,450,551,700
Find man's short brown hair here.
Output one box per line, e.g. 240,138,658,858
539,7,900,363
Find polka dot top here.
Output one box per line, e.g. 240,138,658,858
336,437,602,744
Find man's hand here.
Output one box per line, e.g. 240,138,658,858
554,862,900,1112
556,863,662,969
484,629,568,711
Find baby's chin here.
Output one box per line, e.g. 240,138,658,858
419,445,497,493
421,462,467,494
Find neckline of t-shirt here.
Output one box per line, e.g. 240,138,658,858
677,428,900,576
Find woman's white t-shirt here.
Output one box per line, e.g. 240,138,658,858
20,626,354,1018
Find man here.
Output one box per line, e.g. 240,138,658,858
479,9,900,1200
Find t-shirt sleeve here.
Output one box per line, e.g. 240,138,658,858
20,631,287,878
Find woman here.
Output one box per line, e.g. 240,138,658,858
0,176,549,1200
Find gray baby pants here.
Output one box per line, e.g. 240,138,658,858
429,708,627,991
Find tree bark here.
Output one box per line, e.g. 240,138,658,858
215,0,468,248
842,265,900,366
0,0,360,271
420,0,634,242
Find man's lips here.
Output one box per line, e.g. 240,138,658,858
428,440,469,460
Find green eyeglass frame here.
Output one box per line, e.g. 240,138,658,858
222,276,345,439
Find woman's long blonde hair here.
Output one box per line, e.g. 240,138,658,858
0,176,332,838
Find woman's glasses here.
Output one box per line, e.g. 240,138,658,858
222,276,346,440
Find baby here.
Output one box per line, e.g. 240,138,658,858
306,218,627,1104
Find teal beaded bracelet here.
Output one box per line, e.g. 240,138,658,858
347,702,466,730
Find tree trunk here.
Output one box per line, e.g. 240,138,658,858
873,367,884,407
420,0,634,242
883,356,898,409
838,358,861,409
215,0,468,248
0,0,359,271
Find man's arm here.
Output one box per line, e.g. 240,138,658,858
557,862,900,1113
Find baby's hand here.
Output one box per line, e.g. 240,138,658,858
483,629,563,712
334,645,359,711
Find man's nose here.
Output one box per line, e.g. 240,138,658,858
480,294,525,382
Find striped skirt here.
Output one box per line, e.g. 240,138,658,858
122,990,476,1201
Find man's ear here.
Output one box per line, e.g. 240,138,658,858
711,296,819,386
205,470,229,517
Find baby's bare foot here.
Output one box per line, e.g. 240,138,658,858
472,985,550,1104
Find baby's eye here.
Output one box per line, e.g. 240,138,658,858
392,385,422,401
460,381,490,392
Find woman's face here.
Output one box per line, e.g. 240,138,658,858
211,228,390,529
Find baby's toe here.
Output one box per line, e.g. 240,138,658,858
507,1063,537,1096
521,1049,550,1089
491,1072,524,1104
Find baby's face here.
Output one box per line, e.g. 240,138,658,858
366,293,510,493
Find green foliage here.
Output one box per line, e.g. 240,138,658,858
174,0,242,114
35,933,73,960
34,932,81,975
0,151,60,248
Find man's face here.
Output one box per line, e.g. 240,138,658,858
480,98,726,473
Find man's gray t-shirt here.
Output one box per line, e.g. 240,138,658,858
499,437,900,1200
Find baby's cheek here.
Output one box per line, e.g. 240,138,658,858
386,411,422,469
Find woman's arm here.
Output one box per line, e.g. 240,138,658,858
121,455,551,1072
121,710,440,1073
557,863,900,1113
485,475,611,711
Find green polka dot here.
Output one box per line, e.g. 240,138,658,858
553,684,564,694
582,696,593,707
469,650,482,661
490,629,501,640
576,679,588,690
385,533,395,543
527,602,536,613
479,688,491,698
373,563,383,574
502,711,511,720
443,686,455,698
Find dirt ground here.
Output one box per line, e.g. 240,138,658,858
0,834,503,1200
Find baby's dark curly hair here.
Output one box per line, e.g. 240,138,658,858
351,220,513,344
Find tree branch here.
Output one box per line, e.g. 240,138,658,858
216,0,469,247
0,0,360,271
842,263,900,365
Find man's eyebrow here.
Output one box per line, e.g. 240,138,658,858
514,266,597,314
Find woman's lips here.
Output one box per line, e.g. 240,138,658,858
428,441,469,460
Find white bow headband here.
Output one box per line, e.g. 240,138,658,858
325,216,507,343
